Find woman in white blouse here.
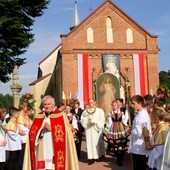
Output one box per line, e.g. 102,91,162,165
128,95,152,170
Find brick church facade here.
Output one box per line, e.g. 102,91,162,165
30,0,159,112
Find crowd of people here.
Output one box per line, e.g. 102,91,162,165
0,94,170,170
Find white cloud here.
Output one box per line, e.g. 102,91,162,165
151,29,169,36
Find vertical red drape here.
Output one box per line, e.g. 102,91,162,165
139,54,146,96
83,54,89,105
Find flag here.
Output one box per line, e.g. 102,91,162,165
75,91,79,99
69,91,72,99
62,91,66,100
77,54,89,109
133,54,146,96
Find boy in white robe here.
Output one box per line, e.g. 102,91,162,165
5,107,22,170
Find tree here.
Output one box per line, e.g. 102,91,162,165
156,70,170,104
0,93,13,112
159,70,170,89
0,0,50,83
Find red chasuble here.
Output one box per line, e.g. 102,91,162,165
29,109,66,170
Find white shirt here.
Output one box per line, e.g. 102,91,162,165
0,132,6,162
128,108,151,156
6,126,21,151
122,109,129,126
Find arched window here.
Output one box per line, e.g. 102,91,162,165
87,27,94,43
106,17,113,43
126,28,133,43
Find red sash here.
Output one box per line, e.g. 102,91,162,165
29,110,66,170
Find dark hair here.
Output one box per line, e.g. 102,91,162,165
10,107,19,116
131,95,145,107
145,100,153,108
116,98,124,103
74,99,80,106
154,97,164,107
143,94,153,102
57,102,65,108
111,99,117,105
0,107,7,119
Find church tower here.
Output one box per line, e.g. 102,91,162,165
70,0,80,30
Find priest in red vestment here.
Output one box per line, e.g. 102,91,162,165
23,95,79,170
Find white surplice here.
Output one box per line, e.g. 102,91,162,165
161,129,170,170
0,132,6,162
81,107,105,159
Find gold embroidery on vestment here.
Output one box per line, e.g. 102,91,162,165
55,124,64,142
30,125,39,141
57,150,64,169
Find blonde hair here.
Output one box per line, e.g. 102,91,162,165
151,107,166,121
19,102,27,110
165,103,170,113
163,113,170,124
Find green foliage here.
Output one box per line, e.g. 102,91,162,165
159,70,170,89
0,0,50,83
20,93,36,110
155,70,170,104
0,93,13,112
156,85,170,104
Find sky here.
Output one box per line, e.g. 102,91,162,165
0,0,170,95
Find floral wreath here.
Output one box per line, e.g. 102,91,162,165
20,93,36,109
156,85,170,104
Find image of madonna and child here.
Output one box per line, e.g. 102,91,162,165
102,99,130,166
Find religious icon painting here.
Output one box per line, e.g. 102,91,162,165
95,73,120,118
102,54,120,81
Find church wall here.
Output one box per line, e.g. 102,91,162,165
62,8,148,51
146,54,159,94
88,56,103,98
60,1,159,100
62,53,78,99
40,48,59,76
62,53,104,100
30,75,51,113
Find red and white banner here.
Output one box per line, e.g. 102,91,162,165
133,54,146,96
77,54,89,109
